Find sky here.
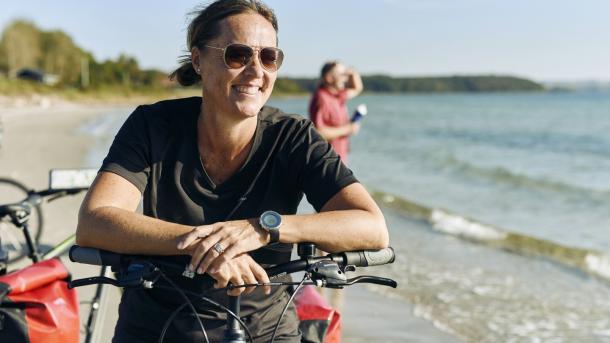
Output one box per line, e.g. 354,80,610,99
1,0,609,82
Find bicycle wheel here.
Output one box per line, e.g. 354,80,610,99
0,177,44,262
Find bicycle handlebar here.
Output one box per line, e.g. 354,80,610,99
69,245,397,288
69,245,122,267
69,245,395,274
0,187,87,217
0,187,88,225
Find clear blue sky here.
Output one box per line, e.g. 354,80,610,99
1,0,609,81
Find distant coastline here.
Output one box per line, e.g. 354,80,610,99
274,75,545,94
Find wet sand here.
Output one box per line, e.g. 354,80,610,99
0,99,460,342
342,286,459,342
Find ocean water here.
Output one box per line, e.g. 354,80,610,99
270,92,610,255
270,92,610,342
83,91,610,342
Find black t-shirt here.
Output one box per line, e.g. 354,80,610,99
101,97,357,340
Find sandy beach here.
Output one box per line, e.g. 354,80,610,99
0,97,127,342
0,98,459,342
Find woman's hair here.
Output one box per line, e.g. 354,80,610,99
320,61,339,79
170,0,278,86
319,60,340,88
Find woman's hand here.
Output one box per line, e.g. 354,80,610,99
209,253,271,296
176,219,269,277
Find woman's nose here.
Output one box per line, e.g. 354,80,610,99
244,51,265,78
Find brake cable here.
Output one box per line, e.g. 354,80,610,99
156,284,254,343
157,272,209,343
270,273,309,343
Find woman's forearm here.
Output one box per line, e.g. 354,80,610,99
316,123,358,141
76,206,192,255
280,209,388,252
78,206,388,257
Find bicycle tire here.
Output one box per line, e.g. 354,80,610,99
0,177,44,262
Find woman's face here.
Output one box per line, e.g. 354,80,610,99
326,63,348,90
195,13,278,119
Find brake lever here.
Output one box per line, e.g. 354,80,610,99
47,191,69,203
69,276,119,288
344,275,398,288
308,260,347,289
69,261,161,290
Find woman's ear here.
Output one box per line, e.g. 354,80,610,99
191,47,201,74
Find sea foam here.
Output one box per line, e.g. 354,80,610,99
429,209,507,241
585,253,610,279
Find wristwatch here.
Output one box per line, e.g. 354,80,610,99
259,210,282,244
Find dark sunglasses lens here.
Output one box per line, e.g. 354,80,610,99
224,45,253,68
260,48,283,71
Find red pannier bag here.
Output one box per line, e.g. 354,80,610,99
294,285,341,343
0,258,79,342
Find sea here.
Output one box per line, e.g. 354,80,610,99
81,91,610,342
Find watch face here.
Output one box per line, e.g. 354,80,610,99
262,212,281,228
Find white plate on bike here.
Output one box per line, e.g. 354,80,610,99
49,168,97,190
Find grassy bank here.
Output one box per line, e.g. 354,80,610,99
0,77,204,105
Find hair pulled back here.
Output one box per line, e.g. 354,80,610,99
170,0,278,86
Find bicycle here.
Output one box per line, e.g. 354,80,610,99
0,176,44,262
68,243,398,343
0,169,99,263
0,168,106,343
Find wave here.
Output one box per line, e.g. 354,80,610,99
370,189,610,282
439,155,610,201
424,128,610,158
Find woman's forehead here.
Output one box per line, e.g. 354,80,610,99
214,13,277,46
332,64,346,74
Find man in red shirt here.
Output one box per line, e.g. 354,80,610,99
308,61,363,164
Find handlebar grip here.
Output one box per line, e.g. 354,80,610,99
342,247,395,267
69,245,121,267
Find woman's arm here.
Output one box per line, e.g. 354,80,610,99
345,68,363,99
314,122,360,141
76,171,193,255
77,171,271,295
180,182,389,275
82,173,388,285
282,182,388,251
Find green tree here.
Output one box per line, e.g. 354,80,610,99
0,20,42,78
40,30,85,85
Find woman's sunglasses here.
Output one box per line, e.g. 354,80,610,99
203,43,284,72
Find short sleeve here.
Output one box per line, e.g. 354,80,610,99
286,119,358,211
100,106,152,192
310,99,329,129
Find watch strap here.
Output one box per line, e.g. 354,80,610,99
268,227,280,244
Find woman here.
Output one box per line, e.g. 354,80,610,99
76,0,388,341
309,61,363,164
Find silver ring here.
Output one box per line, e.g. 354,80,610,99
213,242,224,254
